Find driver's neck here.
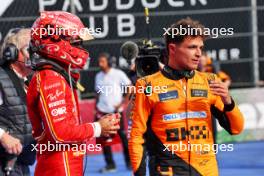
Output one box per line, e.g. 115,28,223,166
167,62,184,71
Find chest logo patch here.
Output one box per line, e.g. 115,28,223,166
158,90,178,101
191,89,208,97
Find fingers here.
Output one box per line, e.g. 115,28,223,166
99,113,121,137
106,122,120,132
7,142,22,155
1,133,22,155
210,81,232,104
209,82,226,89
101,124,120,137
210,91,227,98
17,143,23,154
106,113,121,120
210,81,228,94
210,88,227,94
11,147,18,155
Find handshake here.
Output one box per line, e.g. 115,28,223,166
97,113,121,137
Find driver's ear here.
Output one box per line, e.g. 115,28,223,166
168,43,177,57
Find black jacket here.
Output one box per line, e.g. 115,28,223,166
0,66,35,165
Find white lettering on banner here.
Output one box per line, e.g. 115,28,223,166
38,0,209,39
90,0,108,11
207,48,241,61
230,48,240,60
207,50,217,61
44,82,61,90
48,100,66,108
39,0,56,11
51,107,67,116
90,16,109,38
0,0,14,16
62,0,83,12
168,0,184,7
190,0,207,6
47,90,64,101
117,14,135,37
39,0,209,12
219,49,228,61
116,0,135,10
141,0,161,9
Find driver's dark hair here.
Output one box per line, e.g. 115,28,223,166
164,17,208,55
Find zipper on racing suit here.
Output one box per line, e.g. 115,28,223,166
181,78,191,175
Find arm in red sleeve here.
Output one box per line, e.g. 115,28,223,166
37,70,99,143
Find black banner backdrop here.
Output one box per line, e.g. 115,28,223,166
0,0,262,98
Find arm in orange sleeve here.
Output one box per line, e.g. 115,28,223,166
37,71,100,143
212,95,244,135
128,79,151,175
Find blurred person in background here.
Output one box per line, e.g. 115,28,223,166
27,11,120,176
95,52,132,173
129,17,244,176
198,52,231,88
0,28,35,176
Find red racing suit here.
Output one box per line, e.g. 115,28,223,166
27,69,99,176
128,68,244,176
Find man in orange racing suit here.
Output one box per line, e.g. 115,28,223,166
27,11,120,176
128,18,244,176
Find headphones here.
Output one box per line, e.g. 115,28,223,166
2,43,19,64
0,28,22,65
162,65,195,80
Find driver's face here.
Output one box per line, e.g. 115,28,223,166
168,36,204,71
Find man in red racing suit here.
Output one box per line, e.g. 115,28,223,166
27,11,120,176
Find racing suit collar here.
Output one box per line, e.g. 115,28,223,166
31,56,80,89
161,65,195,80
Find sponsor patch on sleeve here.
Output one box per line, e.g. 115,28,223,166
191,89,208,97
158,90,178,101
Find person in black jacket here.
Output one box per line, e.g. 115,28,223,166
0,28,35,176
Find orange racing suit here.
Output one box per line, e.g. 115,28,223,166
128,66,244,176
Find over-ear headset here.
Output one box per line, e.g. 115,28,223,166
0,28,22,65
2,43,19,64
